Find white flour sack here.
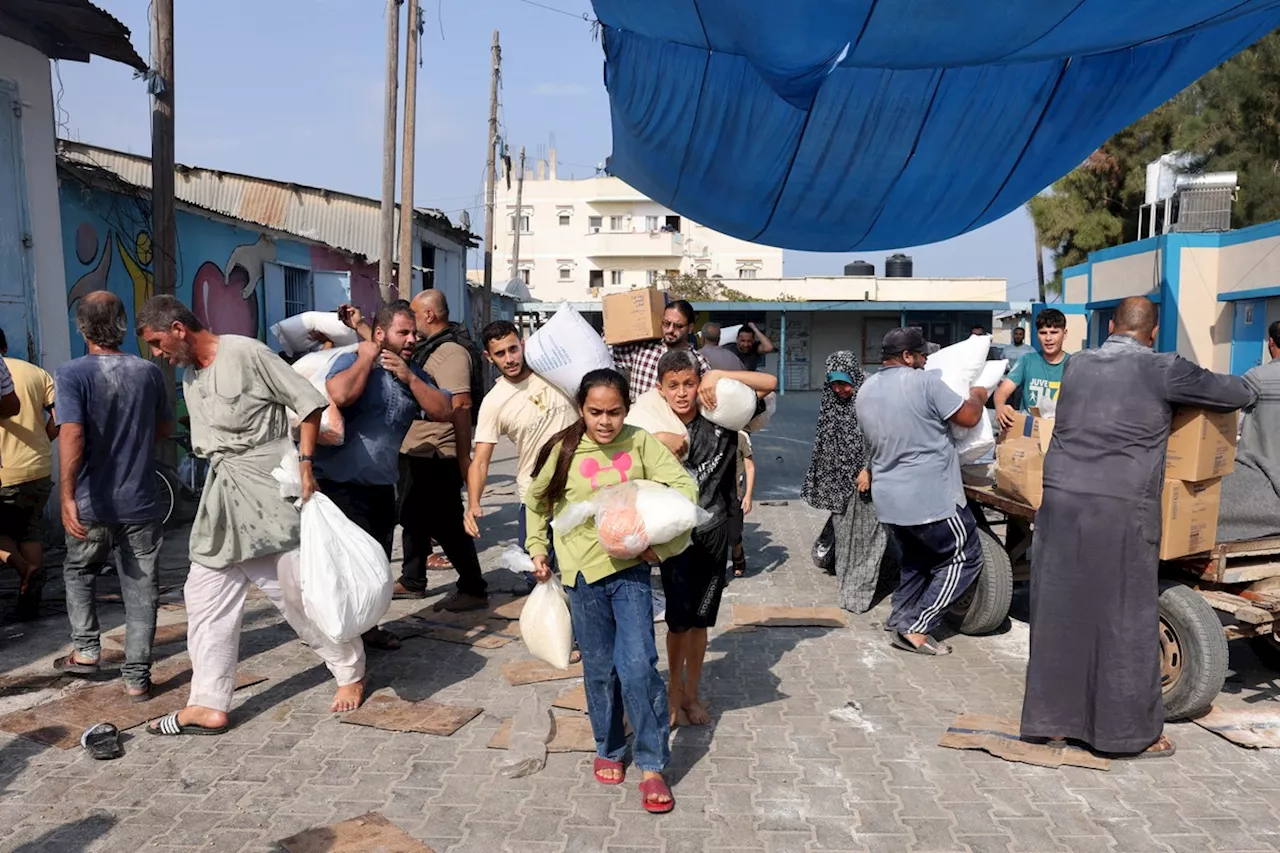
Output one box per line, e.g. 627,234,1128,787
927,335,996,464
524,303,614,400
271,312,358,356
701,378,758,432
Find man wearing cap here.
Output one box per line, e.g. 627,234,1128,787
855,328,989,655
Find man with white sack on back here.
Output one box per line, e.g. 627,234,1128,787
135,295,367,735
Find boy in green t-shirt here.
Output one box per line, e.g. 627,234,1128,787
995,308,1069,428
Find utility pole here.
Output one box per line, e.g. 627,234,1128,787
509,146,526,282
397,0,420,292
481,30,500,327
1033,224,1047,304
150,0,175,301
379,0,402,304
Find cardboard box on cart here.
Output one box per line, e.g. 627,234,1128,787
1160,477,1223,560
995,411,1054,509
603,287,667,345
1165,408,1238,482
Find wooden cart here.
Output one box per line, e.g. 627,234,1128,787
958,483,1280,721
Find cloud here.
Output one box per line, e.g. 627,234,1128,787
532,82,590,97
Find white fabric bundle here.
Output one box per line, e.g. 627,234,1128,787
553,480,709,559
271,311,358,357
524,303,614,400
625,389,689,459
701,377,758,432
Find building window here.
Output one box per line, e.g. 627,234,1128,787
645,215,659,231
588,215,603,232
738,268,757,280
559,267,573,281
419,242,436,291
610,270,623,286
520,269,531,286
647,270,660,285
559,213,571,226
283,266,312,316
609,216,624,232
695,266,709,278
509,214,531,234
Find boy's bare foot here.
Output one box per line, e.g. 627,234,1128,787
330,680,365,713
682,699,711,726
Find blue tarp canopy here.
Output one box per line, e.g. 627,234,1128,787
592,1,1280,251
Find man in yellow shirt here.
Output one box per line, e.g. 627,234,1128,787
0,330,58,618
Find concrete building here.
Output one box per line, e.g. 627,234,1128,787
492,157,785,301
56,141,481,358
1056,220,1280,374
0,3,145,366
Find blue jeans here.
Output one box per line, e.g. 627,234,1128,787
565,564,670,772
63,520,163,686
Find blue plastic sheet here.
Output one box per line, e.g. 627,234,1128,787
593,1,1280,251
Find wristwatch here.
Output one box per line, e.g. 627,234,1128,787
297,454,315,463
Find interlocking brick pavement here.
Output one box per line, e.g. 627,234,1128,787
4,395,1280,852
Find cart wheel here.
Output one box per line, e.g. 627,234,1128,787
1159,580,1228,722
1243,578,1280,670
947,528,1013,636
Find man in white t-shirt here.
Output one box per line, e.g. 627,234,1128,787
464,320,578,568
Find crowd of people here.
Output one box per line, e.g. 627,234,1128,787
2,290,1277,811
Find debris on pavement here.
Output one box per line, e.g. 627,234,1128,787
279,811,433,853
1193,705,1280,748
938,713,1111,770
339,694,482,736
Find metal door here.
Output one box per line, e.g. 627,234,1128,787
1230,299,1265,375
312,270,351,312
0,80,35,361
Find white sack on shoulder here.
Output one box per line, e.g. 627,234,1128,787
925,336,997,465
287,344,357,446
271,312,359,356
701,377,757,432
974,359,1008,394
524,303,614,400
299,494,393,644
626,389,689,459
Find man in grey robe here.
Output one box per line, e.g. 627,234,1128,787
1240,319,1280,468
1020,297,1255,756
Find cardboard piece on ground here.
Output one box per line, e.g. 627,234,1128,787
938,713,1111,771
1160,477,1222,560
489,596,527,621
995,412,1054,509
603,287,667,345
105,621,188,648
279,812,433,853
1193,705,1280,748
502,658,584,685
0,673,64,697
552,683,588,713
340,694,482,736
489,713,622,752
396,612,519,650
732,605,847,628
1166,408,1238,481
0,662,265,749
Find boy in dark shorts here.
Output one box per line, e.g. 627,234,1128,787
654,350,776,726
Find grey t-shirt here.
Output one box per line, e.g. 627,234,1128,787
1241,359,1280,468
701,345,747,372
855,366,965,526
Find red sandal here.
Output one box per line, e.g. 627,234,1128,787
593,757,625,785
639,776,675,814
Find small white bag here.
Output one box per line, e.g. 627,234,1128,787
298,494,394,644
524,303,614,400
701,377,758,432
501,547,574,669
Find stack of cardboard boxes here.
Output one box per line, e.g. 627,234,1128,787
994,407,1240,561
602,287,668,345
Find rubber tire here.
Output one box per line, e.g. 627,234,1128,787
947,528,1013,636
154,469,177,527
1158,580,1228,722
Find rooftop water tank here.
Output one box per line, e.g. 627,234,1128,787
844,260,875,276
885,253,913,278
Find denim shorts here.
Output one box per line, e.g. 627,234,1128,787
0,476,53,543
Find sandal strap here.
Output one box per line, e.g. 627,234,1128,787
158,712,182,735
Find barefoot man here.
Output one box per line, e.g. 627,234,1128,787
137,296,366,736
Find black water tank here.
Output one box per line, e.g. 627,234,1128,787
843,260,875,276
885,253,913,278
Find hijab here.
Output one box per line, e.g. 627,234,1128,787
801,350,868,513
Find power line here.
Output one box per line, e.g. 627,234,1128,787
510,0,593,22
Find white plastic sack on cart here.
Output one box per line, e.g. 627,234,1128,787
271,311,359,356
272,450,393,643
524,303,614,400
499,547,574,669
926,336,1001,465
553,480,710,559
286,344,357,445
701,377,759,432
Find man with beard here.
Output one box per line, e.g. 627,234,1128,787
136,295,366,735
722,322,775,372
611,300,710,402
317,300,452,649
1021,297,1253,758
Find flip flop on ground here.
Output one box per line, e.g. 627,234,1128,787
53,652,100,675
889,632,952,656
593,757,625,785
147,711,229,737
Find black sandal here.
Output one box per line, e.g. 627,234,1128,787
81,723,123,759
362,627,402,651
147,711,229,736
889,632,952,656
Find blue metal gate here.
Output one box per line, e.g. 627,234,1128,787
0,79,35,361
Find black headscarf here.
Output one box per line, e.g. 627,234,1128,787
801,350,868,513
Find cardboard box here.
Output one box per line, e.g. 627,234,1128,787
1165,408,1238,482
1160,477,1222,560
603,287,667,345
994,413,1054,509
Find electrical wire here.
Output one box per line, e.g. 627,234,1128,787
509,0,593,22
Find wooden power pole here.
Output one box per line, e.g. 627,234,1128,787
509,145,525,282
1034,224,1047,304
397,0,420,292
379,0,402,304
150,0,175,301
481,30,500,327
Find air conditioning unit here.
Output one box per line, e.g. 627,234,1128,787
590,226,600,234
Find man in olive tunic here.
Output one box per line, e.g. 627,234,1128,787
1021,297,1254,756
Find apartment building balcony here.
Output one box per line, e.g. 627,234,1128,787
584,230,684,259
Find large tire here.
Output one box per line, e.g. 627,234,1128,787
1159,580,1228,721
947,528,1013,635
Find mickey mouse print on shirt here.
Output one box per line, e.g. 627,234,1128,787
580,451,633,490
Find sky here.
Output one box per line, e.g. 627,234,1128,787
56,0,1045,302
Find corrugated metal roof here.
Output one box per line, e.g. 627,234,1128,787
56,140,479,260
0,1,146,69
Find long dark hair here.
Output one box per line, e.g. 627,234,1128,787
532,368,631,506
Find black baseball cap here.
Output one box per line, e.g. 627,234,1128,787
880,327,927,360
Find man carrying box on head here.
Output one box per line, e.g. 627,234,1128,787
610,300,710,402
1020,296,1254,760
994,308,1069,429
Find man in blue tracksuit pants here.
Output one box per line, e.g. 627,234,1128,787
854,328,989,656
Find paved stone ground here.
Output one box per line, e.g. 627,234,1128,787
4,394,1280,853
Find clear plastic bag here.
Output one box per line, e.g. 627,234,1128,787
499,688,552,778
554,480,711,559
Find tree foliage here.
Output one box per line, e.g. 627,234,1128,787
1030,32,1280,293
660,273,754,301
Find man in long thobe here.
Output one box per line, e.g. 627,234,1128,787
1021,297,1254,757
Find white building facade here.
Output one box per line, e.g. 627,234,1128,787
492,158,784,302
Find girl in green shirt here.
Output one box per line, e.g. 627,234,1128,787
525,368,696,814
